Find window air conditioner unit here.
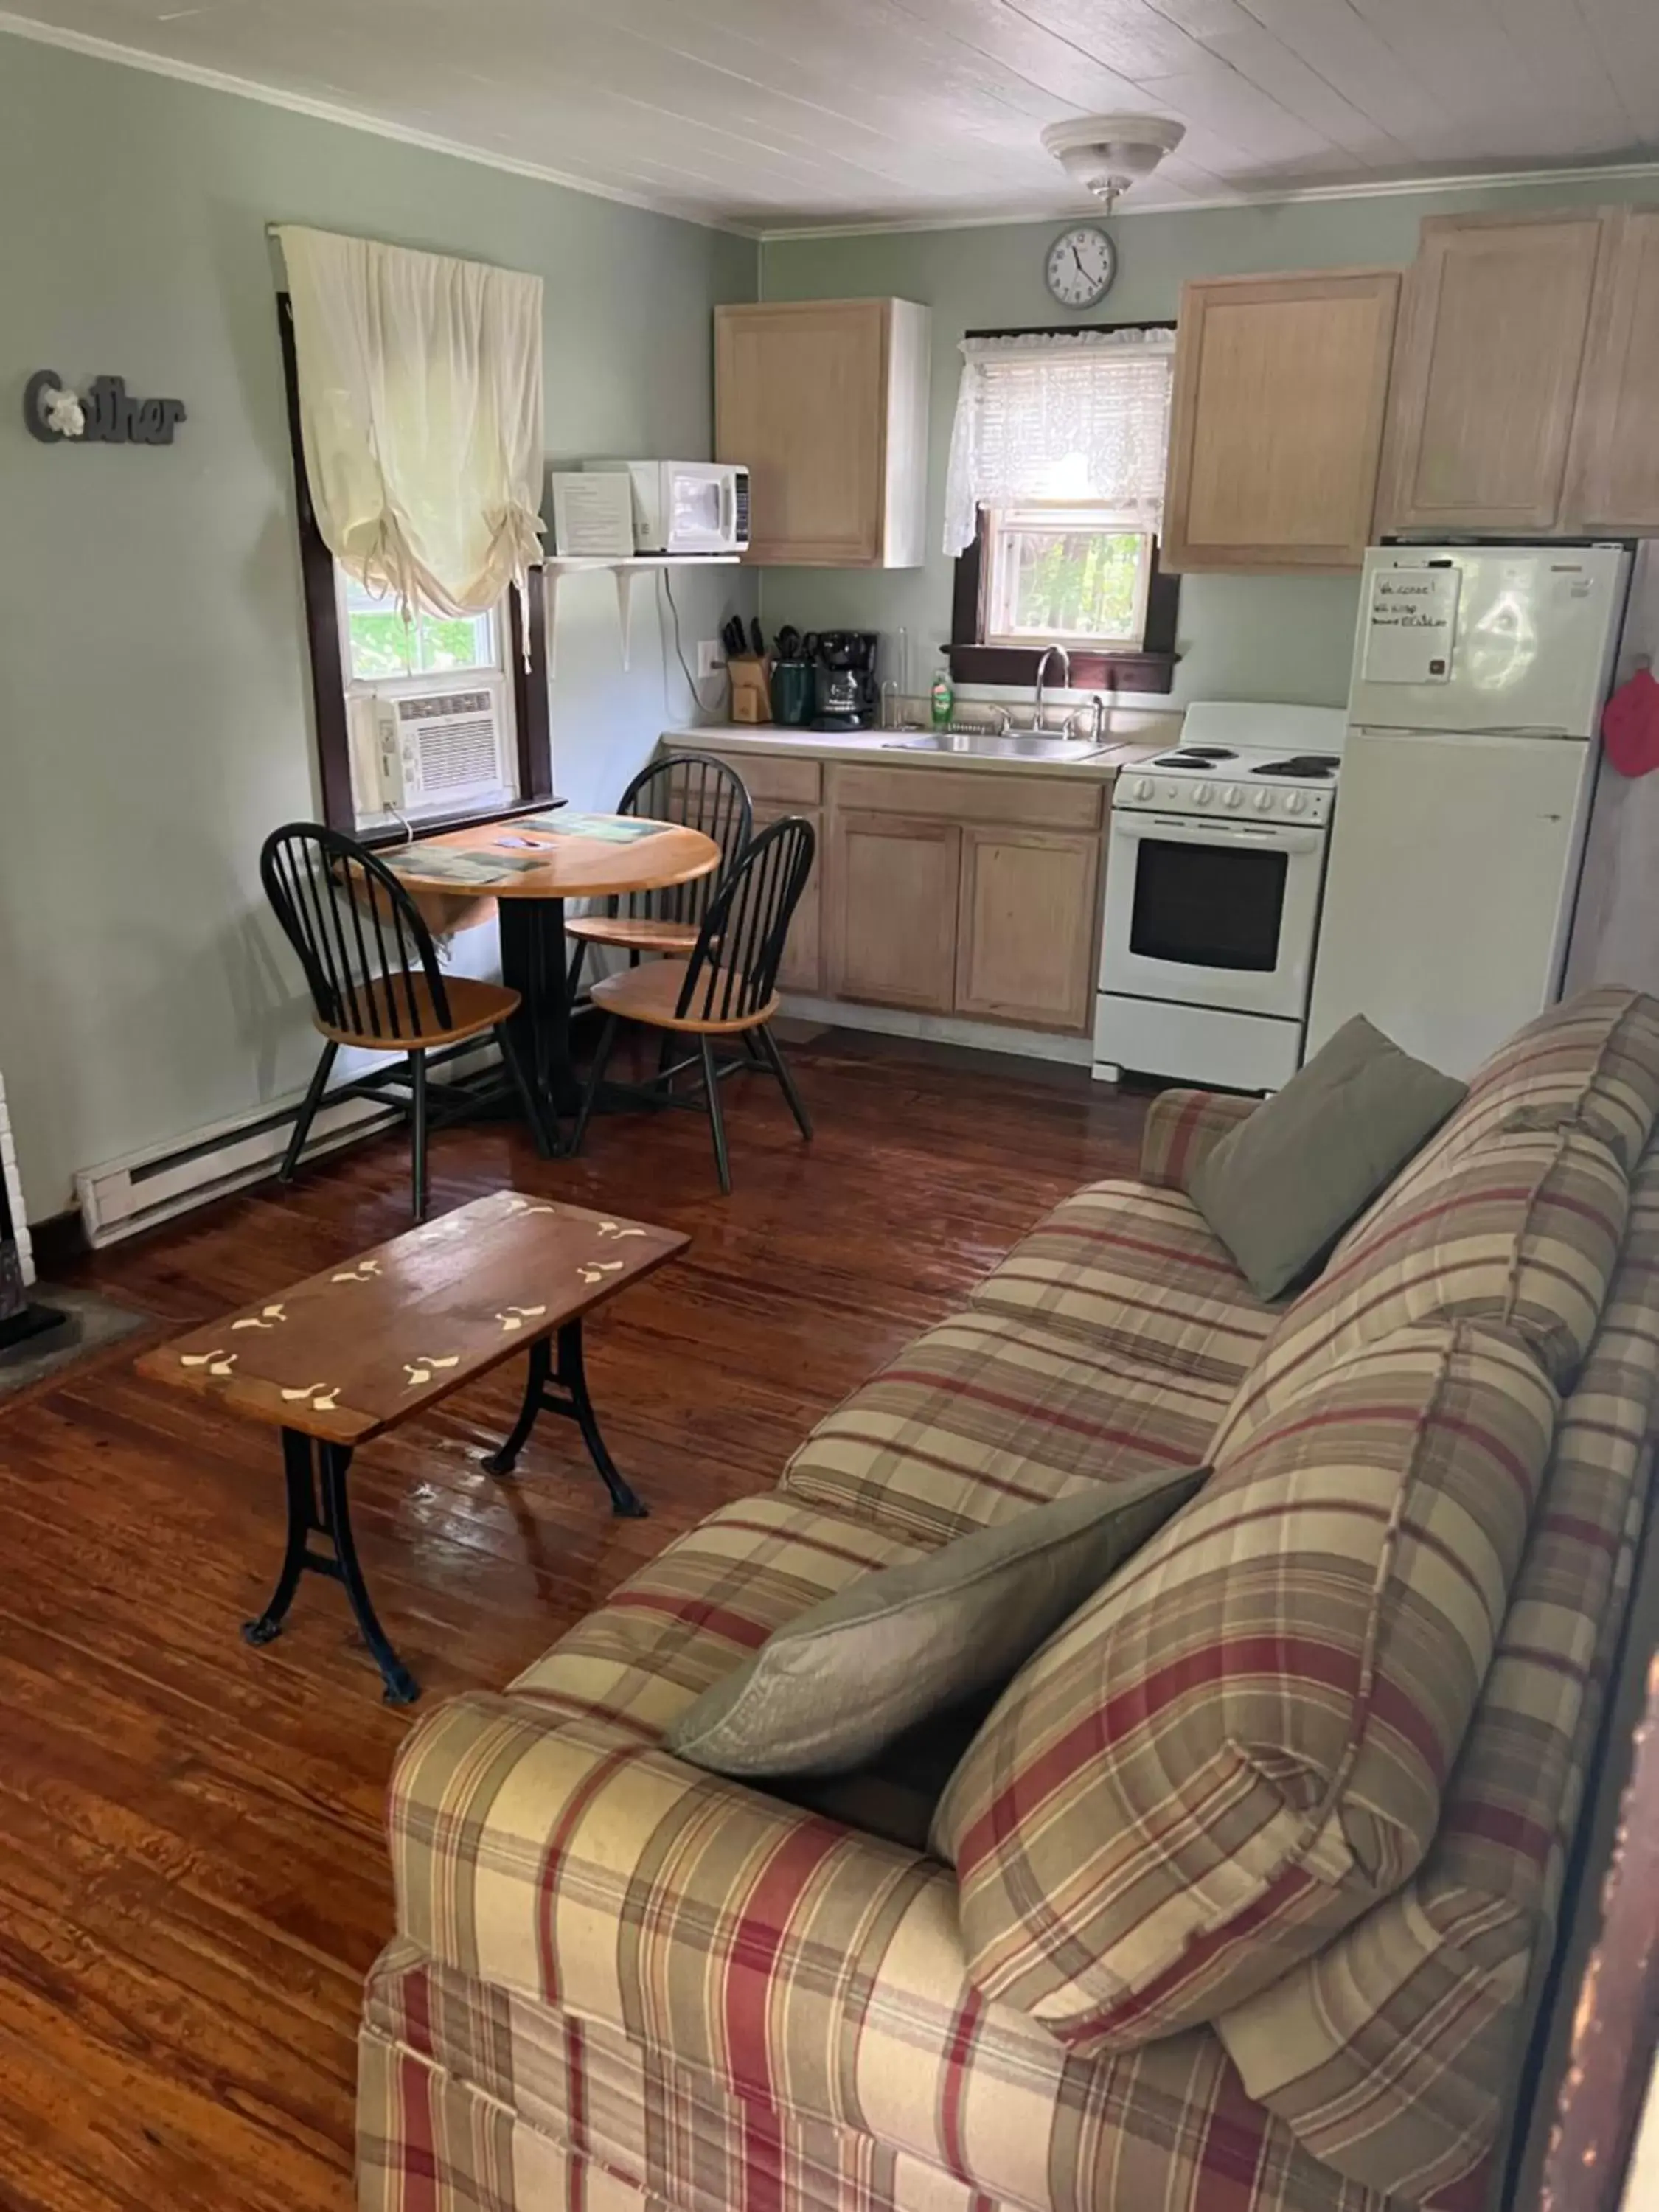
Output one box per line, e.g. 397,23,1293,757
374,680,512,813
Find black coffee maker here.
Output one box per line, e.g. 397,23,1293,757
813,631,880,731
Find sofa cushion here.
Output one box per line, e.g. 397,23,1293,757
1216,1124,1629,1458
1447,985,1659,1175
1214,1138,1659,2202
1325,987,1659,1265
1189,1016,1465,1300
664,1470,1204,1781
509,1493,925,1740
969,1180,1276,1384
931,1321,1557,2053
781,1305,1234,1548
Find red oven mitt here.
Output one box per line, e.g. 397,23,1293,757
1603,667,1659,777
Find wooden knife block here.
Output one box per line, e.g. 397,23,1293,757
729,656,772,723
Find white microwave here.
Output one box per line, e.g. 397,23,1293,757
584,459,749,554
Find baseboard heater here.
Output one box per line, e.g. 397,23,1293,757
74,1038,500,1248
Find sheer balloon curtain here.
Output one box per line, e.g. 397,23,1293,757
276,225,545,619
943,329,1175,556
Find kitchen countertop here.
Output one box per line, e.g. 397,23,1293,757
660,714,1176,780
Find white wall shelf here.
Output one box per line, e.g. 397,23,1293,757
538,554,741,677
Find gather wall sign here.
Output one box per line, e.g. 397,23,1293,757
23,369,187,446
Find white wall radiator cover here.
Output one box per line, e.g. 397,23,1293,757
74,1040,499,1248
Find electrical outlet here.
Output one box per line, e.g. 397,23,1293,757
696,640,726,681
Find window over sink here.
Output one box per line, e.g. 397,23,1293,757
982,504,1155,653
945,325,1180,696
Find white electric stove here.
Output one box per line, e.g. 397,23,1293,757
1095,701,1347,1092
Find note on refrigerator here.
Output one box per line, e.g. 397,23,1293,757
1361,566,1461,683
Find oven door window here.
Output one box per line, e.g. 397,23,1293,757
1129,838,1289,972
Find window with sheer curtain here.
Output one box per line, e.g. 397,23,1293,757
274,228,554,836
943,329,1175,557
945,327,1179,687
276,224,546,619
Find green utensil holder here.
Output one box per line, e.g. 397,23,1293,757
772,660,815,726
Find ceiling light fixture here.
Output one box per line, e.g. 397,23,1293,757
1040,114,1186,211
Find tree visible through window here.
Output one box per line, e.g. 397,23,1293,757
984,504,1152,650
341,574,498,683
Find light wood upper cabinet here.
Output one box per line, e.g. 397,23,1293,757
1163,270,1400,573
715,299,930,568
955,828,1100,1032
1379,209,1606,535
1564,207,1659,534
829,814,961,1012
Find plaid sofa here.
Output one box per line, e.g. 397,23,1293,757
358,988,1659,2212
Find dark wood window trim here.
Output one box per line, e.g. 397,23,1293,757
945,319,1180,698
277,294,553,844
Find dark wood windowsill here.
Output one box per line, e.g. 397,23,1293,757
950,509,1180,700
357,796,560,852
945,643,1178,695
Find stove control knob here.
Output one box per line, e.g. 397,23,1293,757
1286,790,1307,815
1134,776,1152,799
1194,782,1213,807
1253,789,1273,813
1223,787,1242,809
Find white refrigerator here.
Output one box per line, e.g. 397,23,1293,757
1307,543,1634,1079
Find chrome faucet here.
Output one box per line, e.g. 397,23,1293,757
1033,644,1071,734
1061,688,1114,748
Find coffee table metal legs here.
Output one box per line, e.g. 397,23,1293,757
484,1318,648,1518
242,1427,420,1705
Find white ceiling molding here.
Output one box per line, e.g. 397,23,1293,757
0,10,760,237
754,159,1659,245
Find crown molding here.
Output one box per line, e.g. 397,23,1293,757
0,10,763,237
754,157,1659,244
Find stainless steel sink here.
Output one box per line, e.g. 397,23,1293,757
882,729,1109,762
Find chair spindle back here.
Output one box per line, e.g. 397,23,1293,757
614,753,752,926
678,815,816,1027
260,822,453,1043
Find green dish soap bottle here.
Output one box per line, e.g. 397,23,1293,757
930,661,954,731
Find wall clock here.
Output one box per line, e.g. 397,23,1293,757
1045,224,1117,310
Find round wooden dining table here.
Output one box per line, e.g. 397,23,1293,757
387,813,721,1133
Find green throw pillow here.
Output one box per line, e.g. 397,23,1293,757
1189,1014,1466,1300
664,1469,1205,1781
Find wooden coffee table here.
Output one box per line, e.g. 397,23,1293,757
136,1191,688,1703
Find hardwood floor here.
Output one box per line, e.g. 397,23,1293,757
0,1030,1147,2212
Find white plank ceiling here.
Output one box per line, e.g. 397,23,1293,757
4,0,1658,230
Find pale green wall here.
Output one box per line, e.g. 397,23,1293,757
757,175,1646,709
0,35,756,1215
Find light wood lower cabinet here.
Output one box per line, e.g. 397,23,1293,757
683,751,1106,1034
829,813,962,1012
751,799,824,995
955,828,1100,1030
